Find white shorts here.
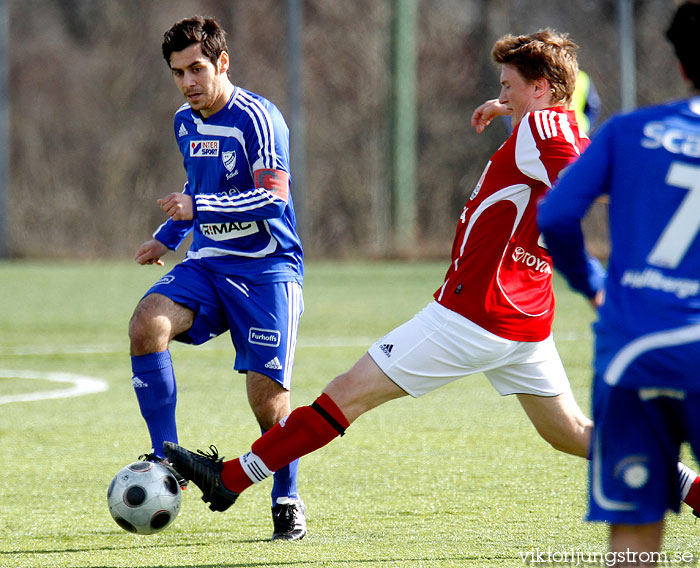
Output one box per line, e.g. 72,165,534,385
367,301,571,398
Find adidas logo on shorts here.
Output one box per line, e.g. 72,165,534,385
379,344,394,357
265,357,283,371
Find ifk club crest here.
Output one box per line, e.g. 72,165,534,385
222,150,237,172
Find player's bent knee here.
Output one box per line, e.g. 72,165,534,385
543,433,575,455
128,308,174,356
129,311,161,345
128,294,194,354
537,423,589,458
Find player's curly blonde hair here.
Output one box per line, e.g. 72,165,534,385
491,29,579,106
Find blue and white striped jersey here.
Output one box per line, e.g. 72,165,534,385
154,86,303,284
539,97,700,389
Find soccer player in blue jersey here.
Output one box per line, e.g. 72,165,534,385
538,1,700,561
128,16,306,540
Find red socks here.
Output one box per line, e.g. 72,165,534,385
220,393,350,494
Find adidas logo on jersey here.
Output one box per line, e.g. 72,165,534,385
265,357,283,371
178,124,188,137
131,377,148,388
379,344,394,357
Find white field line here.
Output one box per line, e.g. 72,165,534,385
0,370,109,405
0,331,588,404
0,337,379,357
0,344,124,356
0,332,588,358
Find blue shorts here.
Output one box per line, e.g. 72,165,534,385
144,261,303,389
588,377,700,525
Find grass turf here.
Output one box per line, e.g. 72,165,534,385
0,260,697,567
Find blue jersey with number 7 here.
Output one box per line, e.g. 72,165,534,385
538,97,700,390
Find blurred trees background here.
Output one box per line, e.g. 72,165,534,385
7,0,686,260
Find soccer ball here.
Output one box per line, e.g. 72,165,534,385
107,461,181,535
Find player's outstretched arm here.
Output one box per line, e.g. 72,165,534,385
471,98,510,133
134,239,168,266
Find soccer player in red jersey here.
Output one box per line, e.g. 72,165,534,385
164,29,700,520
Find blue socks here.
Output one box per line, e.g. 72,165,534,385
262,427,300,506
131,351,299,503
131,351,178,459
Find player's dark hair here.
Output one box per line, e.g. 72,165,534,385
666,1,700,90
162,16,228,68
492,29,579,106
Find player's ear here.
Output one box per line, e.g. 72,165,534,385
533,77,550,99
217,51,230,75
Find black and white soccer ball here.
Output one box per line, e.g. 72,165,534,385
107,461,181,535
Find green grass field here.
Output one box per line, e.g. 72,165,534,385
1,260,697,568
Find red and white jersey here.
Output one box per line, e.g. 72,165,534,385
435,107,589,341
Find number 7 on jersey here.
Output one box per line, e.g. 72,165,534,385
646,162,700,269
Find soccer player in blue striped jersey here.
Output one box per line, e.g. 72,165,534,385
538,1,700,560
128,16,306,540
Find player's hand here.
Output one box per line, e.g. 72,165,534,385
590,289,605,310
135,239,168,266
471,99,510,133
158,193,193,221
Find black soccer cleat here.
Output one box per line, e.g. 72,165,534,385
271,498,307,541
163,442,239,512
139,452,189,490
